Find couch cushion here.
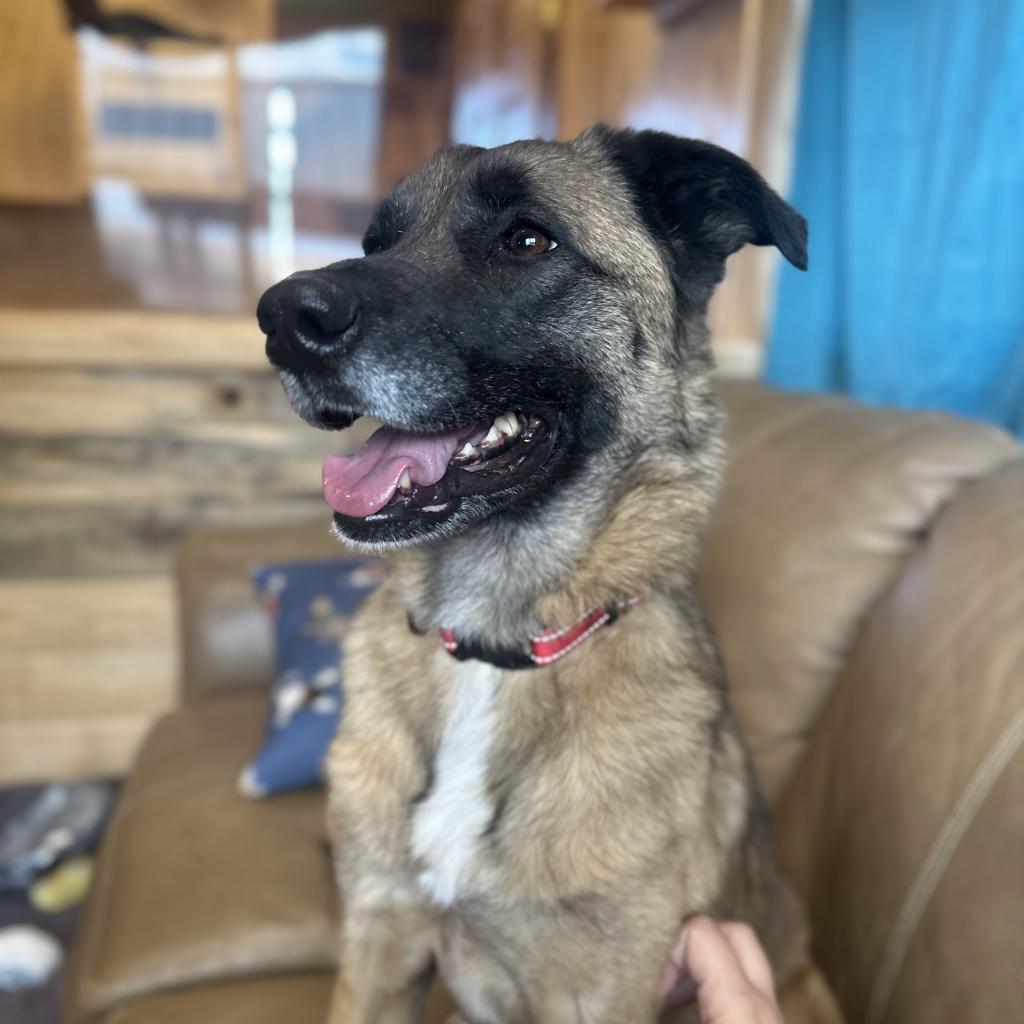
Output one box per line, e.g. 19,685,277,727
65,697,337,1024
99,972,458,1024
775,457,1024,1024
703,381,1018,797
102,972,333,1024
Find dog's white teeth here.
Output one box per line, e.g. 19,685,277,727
452,441,482,467
494,412,521,439
452,441,482,466
398,469,413,494
479,412,524,452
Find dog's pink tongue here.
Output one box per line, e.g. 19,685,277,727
323,424,466,517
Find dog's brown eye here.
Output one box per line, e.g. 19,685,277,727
506,225,557,257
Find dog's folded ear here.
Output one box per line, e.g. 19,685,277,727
591,125,808,274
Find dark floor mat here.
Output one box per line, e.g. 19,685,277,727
0,786,88,1024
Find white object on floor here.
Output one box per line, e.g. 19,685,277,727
0,924,63,991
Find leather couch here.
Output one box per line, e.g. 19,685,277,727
64,381,1024,1024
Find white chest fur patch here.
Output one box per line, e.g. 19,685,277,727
411,660,500,906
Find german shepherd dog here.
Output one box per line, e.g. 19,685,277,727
258,126,823,1024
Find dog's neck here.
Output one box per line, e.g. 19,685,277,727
391,435,724,649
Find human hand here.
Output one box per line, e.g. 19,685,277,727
659,916,782,1023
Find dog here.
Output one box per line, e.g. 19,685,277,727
257,125,827,1024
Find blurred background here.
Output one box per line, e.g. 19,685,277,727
0,0,1021,785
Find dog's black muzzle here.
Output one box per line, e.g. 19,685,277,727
257,267,362,377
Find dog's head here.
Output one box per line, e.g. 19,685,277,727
258,126,806,551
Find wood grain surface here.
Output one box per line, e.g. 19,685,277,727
0,310,353,781
0,0,87,203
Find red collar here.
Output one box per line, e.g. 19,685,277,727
439,596,640,670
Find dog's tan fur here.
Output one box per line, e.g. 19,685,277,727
261,128,835,1023
324,453,806,1024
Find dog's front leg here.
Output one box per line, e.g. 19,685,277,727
327,959,431,1024
327,891,438,1024
519,881,688,1024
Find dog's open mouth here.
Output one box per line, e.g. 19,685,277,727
323,411,556,525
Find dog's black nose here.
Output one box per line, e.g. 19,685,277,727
257,272,358,359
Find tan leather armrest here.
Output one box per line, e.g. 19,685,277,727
704,380,1018,798
776,457,1024,1024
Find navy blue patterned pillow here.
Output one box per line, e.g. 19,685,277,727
239,557,385,798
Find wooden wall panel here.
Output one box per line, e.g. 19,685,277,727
0,440,323,511
0,474,331,580
0,310,361,781
0,0,87,203
99,0,276,44
377,13,456,193
0,579,177,720
0,577,177,783
0,311,268,369
0,716,159,786
0,368,329,443
559,0,746,147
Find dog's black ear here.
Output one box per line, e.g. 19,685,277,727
593,125,808,274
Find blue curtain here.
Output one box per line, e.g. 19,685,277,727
764,0,1024,436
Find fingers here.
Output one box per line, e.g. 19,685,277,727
718,921,776,1000
661,916,781,1024
659,927,696,1006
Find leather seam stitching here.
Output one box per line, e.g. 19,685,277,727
865,704,1024,1024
